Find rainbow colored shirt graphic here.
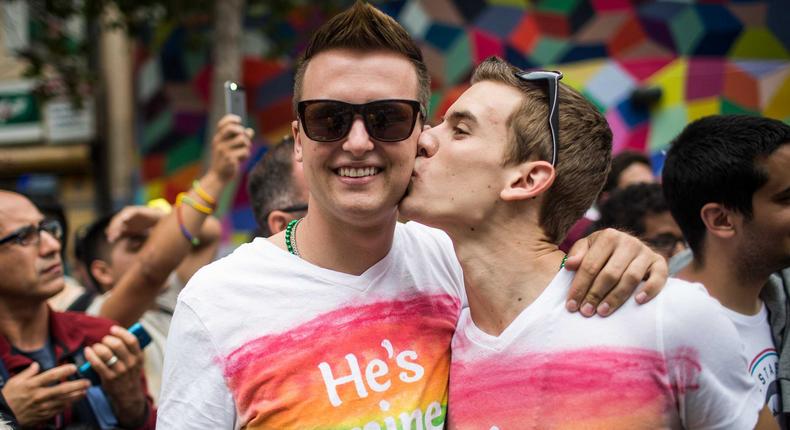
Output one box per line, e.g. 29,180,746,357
157,222,466,429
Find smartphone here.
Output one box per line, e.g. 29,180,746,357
224,80,247,124
77,322,152,385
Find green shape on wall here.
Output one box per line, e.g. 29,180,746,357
721,98,759,116
445,34,473,86
488,0,528,9
648,105,687,152
428,91,443,120
669,7,704,55
581,89,605,113
141,110,174,154
730,28,790,59
165,135,204,174
529,37,570,65
536,0,579,14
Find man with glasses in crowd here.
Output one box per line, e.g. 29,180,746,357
400,56,775,429
158,3,669,428
593,183,687,262
0,191,155,429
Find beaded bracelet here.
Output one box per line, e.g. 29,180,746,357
177,192,213,215
176,203,200,246
192,180,217,206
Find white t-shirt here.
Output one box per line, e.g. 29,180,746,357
87,272,184,404
448,270,763,430
719,303,780,416
158,222,465,429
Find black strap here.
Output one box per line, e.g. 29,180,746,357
66,290,97,312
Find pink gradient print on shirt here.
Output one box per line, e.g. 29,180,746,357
222,293,460,429
448,347,701,429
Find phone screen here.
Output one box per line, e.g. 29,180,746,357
224,81,247,124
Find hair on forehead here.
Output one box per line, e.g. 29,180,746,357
293,1,430,114
301,1,421,63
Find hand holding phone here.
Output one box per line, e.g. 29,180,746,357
78,323,151,385
224,81,247,125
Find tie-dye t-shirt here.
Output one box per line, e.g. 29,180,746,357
158,222,465,429
448,270,763,430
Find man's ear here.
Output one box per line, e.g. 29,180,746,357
500,160,555,202
699,202,736,240
292,120,303,162
267,210,295,236
89,260,114,293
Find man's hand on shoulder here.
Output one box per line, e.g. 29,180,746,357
565,228,668,317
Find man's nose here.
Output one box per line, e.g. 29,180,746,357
417,127,438,158
342,117,374,157
39,229,61,257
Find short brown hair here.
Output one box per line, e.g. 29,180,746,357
471,57,612,243
293,1,430,114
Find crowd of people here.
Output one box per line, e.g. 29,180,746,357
1,2,788,429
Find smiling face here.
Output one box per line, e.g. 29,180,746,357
400,81,524,230
293,49,421,227
0,192,64,303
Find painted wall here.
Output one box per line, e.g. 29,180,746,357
133,0,790,243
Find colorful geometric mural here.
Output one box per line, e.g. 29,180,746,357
134,0,790,243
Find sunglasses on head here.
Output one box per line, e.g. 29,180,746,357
515,70,563,166
297,99,423,143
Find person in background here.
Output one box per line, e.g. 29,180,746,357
592,183,686,261
663,114,790,427
247,136,309,237
561,150,656,252
70,114,251,403
0,191,155,429
23,196,89,312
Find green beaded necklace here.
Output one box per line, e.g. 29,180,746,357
285,218,302,257
560,254,568,270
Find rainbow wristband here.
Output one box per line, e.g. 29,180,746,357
192,180,217,206
177,192,213,215
176,203,200,246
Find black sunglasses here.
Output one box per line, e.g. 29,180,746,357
297,99,423,143
515,70,563,166
0,219,63,247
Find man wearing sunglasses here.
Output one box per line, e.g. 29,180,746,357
0,191,156,428
399,56,774,429
159,3,669,428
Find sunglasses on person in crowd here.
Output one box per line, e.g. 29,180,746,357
297,99,423,143
0,219,63,247
515,70,563,166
